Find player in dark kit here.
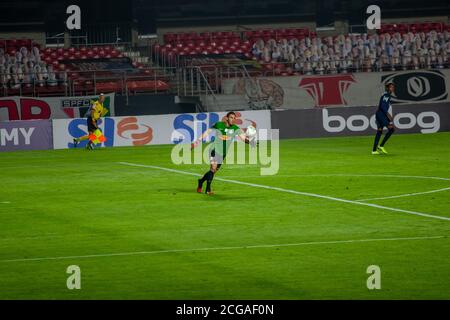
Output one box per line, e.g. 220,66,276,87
372,83,396,155
191,112,252,195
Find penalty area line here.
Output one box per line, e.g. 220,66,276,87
118,162,450,222
0,235,446,263
356,187,450,201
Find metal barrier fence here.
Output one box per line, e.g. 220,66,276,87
0,67,174,98
2,60,449,100
45,35,133,51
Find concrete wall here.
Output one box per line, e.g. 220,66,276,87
115,94,196,116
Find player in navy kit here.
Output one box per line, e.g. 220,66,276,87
372,83,396,155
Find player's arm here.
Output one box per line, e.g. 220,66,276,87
386,100,394,123
387,112,393,122
90,115,99,129
191,128,213,149
387,111,395,129
100,107,108,117
238,131,251,144
90,103,101,128
379,96,392,120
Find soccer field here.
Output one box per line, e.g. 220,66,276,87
0,132,449,299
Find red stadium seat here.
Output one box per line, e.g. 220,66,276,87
96,81,121,93
6,39,17,48
429,22,443,32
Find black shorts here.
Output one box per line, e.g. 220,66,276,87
375,111,390,128
210,149,224,167
87,116,97,132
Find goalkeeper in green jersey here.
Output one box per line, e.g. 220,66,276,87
192,111,253,195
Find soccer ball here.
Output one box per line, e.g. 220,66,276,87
246,125,257,138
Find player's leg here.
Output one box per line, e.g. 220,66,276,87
205,162,219,195
86,118,97,150
206,151,225,194
372,127,383,154
198,149,216,192
372,115,384,154
74,117,95,149
197,163,217,192
73,134,89,147
379,124,395,154
76,135,90,142
86,133,94,150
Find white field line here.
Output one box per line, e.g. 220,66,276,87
118,162,450,222
223,173,450,202
0,235,445,263
222,174,450,181
357,187,450,202
0,201,11,204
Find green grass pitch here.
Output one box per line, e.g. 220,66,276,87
0,132,449,299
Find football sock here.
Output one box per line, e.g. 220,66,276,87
205,171,215,192
380,127,395,147
199,170,210,184
373,130,382,151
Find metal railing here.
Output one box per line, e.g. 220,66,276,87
173,64,260,111
157,60,450,111
181,58,450,78
162,29,315,43
155,66,226,111
45,34,133,50
0,67,173,98
2,58,448,100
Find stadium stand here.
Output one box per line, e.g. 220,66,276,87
378,22,449,34
1,23,449,97
1,41,170,97
154,23,450,76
